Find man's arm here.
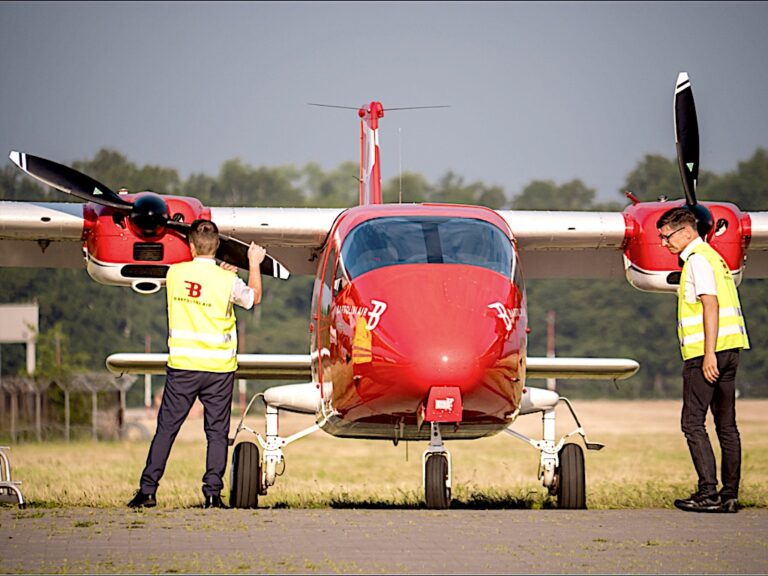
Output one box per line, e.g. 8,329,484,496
247,243,266,306
700,294,720,383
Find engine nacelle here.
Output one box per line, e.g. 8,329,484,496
82,195,210,294
622,200,750,293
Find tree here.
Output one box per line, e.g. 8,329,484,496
701,148,768,210
301,161,359,207
73,149,180,195
511,179,597,210
382,171,433,204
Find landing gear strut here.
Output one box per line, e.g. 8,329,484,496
423,422,451,509
505,394,601,509
228,395,321,509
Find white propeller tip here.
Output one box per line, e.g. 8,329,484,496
9,151,21,167
677,71,689,84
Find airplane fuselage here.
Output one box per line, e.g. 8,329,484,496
310,203,527,441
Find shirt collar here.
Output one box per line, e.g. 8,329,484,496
193,256,217,264
680,236,703,262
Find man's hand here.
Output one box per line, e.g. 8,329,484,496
248,243,267,266
702,351,720,383
219,261,238,272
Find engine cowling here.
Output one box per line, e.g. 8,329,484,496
622,200,750,293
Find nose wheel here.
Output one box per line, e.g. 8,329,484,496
423,422,452,509
555,442,586,509
424,453,450,509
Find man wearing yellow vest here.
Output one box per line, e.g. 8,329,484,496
657,207,749,514
128,219,266,509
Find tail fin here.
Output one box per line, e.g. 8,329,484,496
358,102,384,205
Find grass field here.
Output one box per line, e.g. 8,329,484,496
4,400,768,510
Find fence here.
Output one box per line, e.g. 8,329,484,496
0,372,136,443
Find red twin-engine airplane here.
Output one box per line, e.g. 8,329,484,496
2,73,767,509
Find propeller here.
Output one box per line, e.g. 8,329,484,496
308,103,450,111
674,72,713,238
9,151,289,279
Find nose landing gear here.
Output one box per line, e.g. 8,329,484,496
423,421,452,509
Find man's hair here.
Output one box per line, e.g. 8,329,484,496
656,206,696,230
188,219,220,256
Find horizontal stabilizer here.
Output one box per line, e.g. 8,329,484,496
106,353,311,380
526,357,639,380
107,353,636,381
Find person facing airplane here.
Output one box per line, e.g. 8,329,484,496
657,206,749,514
128,219,266,509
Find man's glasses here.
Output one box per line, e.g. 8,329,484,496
658,227,685,242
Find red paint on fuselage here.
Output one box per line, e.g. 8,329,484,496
311,203,526,438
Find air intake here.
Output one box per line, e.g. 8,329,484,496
121,265,169,278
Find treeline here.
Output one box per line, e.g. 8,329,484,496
1,148,767,399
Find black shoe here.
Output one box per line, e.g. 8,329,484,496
674,492,721,513
127,490,156,508
204,494,227,509
720,498,739,513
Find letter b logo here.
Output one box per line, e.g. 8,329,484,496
184,281,202,298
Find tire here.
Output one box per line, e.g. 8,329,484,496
424,453,451,509
556,443,586,509
230,442,260,509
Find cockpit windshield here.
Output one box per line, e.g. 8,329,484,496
341,216,514,279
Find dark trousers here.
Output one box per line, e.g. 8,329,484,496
681,349,741,500
140,367,234,497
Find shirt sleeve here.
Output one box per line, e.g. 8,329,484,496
688,253,718,298
230,276,255,309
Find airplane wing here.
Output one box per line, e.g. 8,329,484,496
3,200,768,278
0,200,343,276
501,210,768,279
105,352,639,381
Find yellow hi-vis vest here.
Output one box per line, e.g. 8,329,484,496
678,242,750,360
166,259,238,372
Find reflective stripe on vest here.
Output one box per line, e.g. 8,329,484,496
166,259,238,372
677,243,750,360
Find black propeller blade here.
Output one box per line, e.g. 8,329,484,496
9,151,134,210
674,72,712,237
9,151,290,279
166,220,288,278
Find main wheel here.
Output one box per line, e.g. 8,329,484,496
424,453,451,509
556,443,586,509
230,441,260,509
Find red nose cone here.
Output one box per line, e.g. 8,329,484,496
347,264,522,414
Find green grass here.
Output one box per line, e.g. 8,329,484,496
4,400,768,509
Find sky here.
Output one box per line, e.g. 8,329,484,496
1,1,767,204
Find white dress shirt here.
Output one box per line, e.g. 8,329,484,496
679,237,718,304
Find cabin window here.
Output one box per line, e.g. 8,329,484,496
341,216,514,279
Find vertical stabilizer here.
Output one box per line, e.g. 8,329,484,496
358,102,384,205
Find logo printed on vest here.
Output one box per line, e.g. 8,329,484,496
184,281,202,298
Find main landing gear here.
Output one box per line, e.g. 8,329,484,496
504,393,602,509
228,395,321,509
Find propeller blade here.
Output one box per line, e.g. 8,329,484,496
216,235,291,280
9,151,134,210
166,221,290,280
673,72,700,207
673,73,713,237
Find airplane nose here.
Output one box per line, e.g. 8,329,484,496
349,265,522,409
408,341,486,391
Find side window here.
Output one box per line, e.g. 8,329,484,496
320,247,336,314
333,256,348,296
